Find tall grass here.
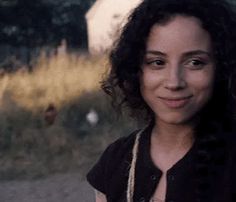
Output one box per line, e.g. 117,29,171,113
0,50,137,180
0,51,106,111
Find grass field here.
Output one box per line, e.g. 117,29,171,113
0,49,137,180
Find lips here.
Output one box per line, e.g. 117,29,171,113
159,96,192,108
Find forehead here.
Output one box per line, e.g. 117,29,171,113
146,15,212,52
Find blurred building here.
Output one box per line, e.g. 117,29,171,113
85,0,141,55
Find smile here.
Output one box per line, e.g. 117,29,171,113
159,96,192,108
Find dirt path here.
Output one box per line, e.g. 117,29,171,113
0,173,94,202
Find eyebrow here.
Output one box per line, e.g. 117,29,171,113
145,50,212,57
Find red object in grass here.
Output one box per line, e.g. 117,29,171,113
44,103,57,125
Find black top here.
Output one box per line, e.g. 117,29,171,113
87,126,236,202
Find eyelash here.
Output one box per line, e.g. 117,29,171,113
146,59,165,68
185,59,207,69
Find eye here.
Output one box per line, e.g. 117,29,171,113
191,60,205,66
145,59,166,69
185,59,207,70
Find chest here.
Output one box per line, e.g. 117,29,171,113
150,143,195,199
106,151,234,202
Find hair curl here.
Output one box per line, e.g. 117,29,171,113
102,0,236,131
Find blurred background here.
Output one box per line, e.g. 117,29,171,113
0,0,141,201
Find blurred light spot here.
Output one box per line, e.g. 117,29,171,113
86,108,99,126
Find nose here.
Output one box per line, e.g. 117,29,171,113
164,66,186,90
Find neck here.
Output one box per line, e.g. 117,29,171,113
151,120,195,151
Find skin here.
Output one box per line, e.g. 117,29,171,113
140,15,215,200
95,190,106,202
140,15,215,127
95,15,215,202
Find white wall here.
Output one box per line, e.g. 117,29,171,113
86,0,141,54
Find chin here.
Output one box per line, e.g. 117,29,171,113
156,113,195,126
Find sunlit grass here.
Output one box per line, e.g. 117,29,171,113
0,49,136,180
0,51,108,112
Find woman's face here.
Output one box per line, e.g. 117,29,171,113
140,15,215,125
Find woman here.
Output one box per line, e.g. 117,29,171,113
87,0,236,201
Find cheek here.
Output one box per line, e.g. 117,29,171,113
140,71,162,91
188,72,215,98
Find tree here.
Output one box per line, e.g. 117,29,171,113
0,0,96,49
0,0,53,47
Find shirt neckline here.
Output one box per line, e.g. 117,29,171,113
139,124,197,174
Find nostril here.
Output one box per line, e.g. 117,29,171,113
164,78,186,90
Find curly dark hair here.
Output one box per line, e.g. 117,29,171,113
102,0,236,132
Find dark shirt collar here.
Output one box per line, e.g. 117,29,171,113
133,124,197,201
